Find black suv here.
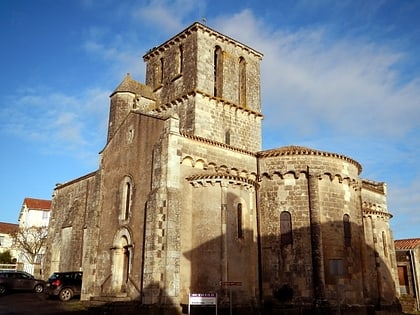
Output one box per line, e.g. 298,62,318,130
0,270,45,294
45,271,82,301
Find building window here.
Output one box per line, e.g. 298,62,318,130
239,57,246,106
225,130,231,145
159,58,164,84
280,211,292,246
214,46,223,97
237,203,243,239
120,176,133,221
42,211,49,220
343,214,351,247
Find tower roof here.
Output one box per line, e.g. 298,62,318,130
111,73,155,100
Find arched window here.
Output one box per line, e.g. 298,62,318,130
239,57,246,106
214,46,223,97
120,176,133,221
280,211,292,246
177,44,184,74
237,203,243,239
343,214,351,247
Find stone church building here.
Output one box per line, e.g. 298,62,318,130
43,22,399,312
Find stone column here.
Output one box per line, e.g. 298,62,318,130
221,181,228,283
307,169,326,302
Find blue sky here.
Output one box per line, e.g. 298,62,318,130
0,0,419,240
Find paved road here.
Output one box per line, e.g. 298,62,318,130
0,292,100,315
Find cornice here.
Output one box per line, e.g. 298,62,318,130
179,132,256,157
258,145,362,174
186,173,257,189
151,89,263,118
363,208,393,219
143,22,263,61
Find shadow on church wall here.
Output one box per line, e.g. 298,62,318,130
181,221,400,315
87,221,401,315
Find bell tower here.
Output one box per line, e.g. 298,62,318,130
143,22,264,152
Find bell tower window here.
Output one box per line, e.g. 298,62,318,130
214,46,223,97
178,44,184,75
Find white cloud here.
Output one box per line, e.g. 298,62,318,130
0,86,108,165
215,10,420,140
133,0,205,34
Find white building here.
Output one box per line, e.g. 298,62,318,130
17,198,51,274
18,198,51,228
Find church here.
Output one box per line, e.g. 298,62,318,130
43,22,399,313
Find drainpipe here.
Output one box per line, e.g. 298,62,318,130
409,250,420,311
256,157,263,305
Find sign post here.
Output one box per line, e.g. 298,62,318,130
220,281,242,315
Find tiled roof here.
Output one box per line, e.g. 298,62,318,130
394,238,420,249
23,198,51,211
0,222,19,234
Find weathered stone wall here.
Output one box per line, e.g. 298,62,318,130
177,135,259,307
107,92,137,141
144,23,263,152
361,181,398,306
43,171,99,278
257,148,373,305
92,111,166,299
141,120,260,307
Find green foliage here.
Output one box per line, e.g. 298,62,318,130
0,250,12,263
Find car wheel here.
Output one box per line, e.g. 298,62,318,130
59,288,73,301
34,284,44,293
0,284,6,294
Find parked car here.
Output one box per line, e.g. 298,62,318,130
45,271,82,301
0,270,45,294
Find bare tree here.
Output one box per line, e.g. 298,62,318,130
11,226,48,264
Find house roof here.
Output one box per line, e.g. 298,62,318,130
394,238,420,250
0,222,19,234
23,198,51,211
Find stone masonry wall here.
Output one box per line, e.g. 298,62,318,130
43,172,99,278
257,149,370,305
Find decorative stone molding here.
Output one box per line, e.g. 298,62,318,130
186,173,257,190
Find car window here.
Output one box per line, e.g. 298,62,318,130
21,273,32,279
